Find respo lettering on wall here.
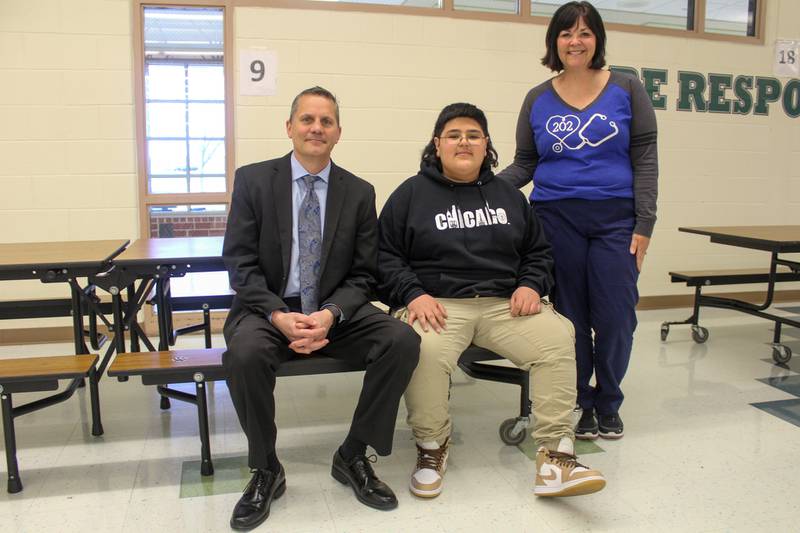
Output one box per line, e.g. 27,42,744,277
611,66,800,118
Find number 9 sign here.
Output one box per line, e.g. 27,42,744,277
240,50,278,96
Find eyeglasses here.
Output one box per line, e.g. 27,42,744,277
439,132,487,145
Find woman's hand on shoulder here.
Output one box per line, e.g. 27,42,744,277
630,233,651,272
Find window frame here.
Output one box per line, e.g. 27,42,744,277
133,1,236,238
234,0,766,45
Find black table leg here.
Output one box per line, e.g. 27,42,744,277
195,381,214,476
203,305,212,349
127,284,141,353
156,278,170,351
112,292,126,356
69,282,89,355
89,367,104,437
1,391,22,494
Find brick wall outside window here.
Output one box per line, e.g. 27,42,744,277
149,212,227,238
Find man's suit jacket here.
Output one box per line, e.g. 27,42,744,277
222,153,382,336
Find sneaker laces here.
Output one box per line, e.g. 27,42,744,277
416,443,447,472
546,451,589,470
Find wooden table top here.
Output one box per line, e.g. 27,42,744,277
0,354,98,381
114,237,224,265
679,226,800,252
0,239,129,270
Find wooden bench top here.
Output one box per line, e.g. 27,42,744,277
109,348,225,377
108,346,504,382
108,348,368,379
0,354,98,382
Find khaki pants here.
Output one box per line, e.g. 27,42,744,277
399,297,577,451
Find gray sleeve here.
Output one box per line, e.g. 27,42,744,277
626,73,659,237
496,88,540,189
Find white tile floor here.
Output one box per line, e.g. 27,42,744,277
2,306,800,532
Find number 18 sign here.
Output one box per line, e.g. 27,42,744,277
774,40,799,78
239,50,278,96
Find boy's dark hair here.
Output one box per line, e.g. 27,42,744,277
421,102,498,170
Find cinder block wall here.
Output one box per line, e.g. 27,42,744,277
1,0,798,312
0,0,136,303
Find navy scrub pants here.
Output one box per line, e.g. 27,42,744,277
534,197,639,415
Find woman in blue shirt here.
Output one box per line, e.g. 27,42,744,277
499,1,658,440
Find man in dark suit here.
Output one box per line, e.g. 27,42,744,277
222,86,420,531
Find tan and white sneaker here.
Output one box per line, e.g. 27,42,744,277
534,446,605,497
410,438,449,498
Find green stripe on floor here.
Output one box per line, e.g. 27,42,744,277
180,455,250,498
518,435,604,460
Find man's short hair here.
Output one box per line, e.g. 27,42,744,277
289,86,340,125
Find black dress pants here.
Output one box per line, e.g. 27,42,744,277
223,308,420,469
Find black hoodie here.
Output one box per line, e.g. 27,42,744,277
378,161,554,308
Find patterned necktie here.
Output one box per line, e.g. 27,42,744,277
298,175,322,314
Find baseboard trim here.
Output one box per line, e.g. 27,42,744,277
3,290,800,345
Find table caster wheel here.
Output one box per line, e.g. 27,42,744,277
772,345,792,364
660,324,669,342
691,325,709,344
499,418,526,446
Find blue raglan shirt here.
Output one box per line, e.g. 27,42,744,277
498,71,659,237
530,83,633,202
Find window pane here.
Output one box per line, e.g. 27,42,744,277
146,64,185,101
150,177,188,194
144,7,223,58
188,65,224,100
148,140,188,176
456,0,518,14
188,103,225,138
705,0,757,36
170,271,231,297
143,6,226,195
190,140,225,176
531,1,691,31
190,177,226,193
147,103,186,138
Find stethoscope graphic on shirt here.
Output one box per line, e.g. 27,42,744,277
545,113,619,153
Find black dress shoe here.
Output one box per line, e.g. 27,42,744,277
331,449,398,510
230,466,286,531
